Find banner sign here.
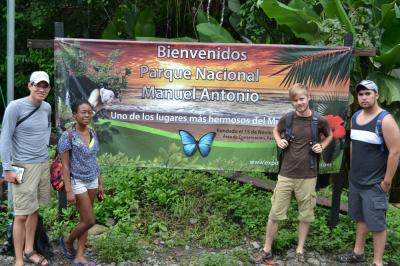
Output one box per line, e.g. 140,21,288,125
54,38,352,172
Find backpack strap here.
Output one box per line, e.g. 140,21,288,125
375,110,390,152
284,111,295,142
310,111,321,145
54,129,73,160
310,111,322,170
278,111,295,171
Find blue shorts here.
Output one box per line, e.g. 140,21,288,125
348,182,389,232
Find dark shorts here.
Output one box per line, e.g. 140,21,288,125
348,182,389,232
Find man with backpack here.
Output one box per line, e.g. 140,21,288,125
0,71,52,266
261,83,332,265
337,80,400,266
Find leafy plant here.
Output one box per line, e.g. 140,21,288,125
202,214,242,249
92,222,142,262
195,253,238,266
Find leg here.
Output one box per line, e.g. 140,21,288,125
296,221,310,254
294,177,317,254
354,221,368,255
263,219,279,253
13,215,27,266
72,188,97,264
372,230,386,266
263,175,294,253
24,210,38,254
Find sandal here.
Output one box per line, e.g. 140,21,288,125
59,236,75,260
336,251,366,263
23,251,49,266
295,252,305,263
261,251,276,265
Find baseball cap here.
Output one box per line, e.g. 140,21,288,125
30,71,50,85
356,80,378,93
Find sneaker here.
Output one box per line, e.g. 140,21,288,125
261,251,276,265
295,252,305,263
336,251,366,263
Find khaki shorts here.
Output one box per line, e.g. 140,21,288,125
12,161,51,216
268,175,317,222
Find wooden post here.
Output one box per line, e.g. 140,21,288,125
54,22,67,219
328,33,354,228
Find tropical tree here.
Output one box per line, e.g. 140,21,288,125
259,0,400,120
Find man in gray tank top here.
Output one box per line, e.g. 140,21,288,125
0,71,51,266
337,80,400,266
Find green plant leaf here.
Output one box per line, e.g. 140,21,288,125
101,3,138,39
196,10,219,25
320,0,355,35
378,2,397,28
135,8,156,37
379,19,400,54
367,72,400,104
375,44,400,69
196,23,236,43
228,0,241,13
259,0,319,42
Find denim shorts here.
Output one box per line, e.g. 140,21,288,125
348,182,389,232
71,177,98,195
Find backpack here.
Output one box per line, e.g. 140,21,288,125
50,130,72,191
352,109,400,172
279,110,322,170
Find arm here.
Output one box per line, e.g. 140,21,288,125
312,119,333,154
0,103,18,183
273,126,288,149
61,151,75,204
97,175,104,199
312,131,333,154
380,115,400,192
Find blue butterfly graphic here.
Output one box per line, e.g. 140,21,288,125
178,130,216,157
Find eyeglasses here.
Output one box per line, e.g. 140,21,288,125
33,83,51,92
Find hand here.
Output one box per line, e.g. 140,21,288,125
98,184,104,195
66,191,76,204
311,143,324,154
4,171,17,184
380,180,391,193
277,139,289,149
97,184,105,201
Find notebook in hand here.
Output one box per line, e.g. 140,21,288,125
12,165,25,184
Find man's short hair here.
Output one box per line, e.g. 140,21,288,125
289,83,308,99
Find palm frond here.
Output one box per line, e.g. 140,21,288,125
270,47,352,88
310,91,348,118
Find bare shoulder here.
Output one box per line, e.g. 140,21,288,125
382,114,400,148
382,113,399,131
